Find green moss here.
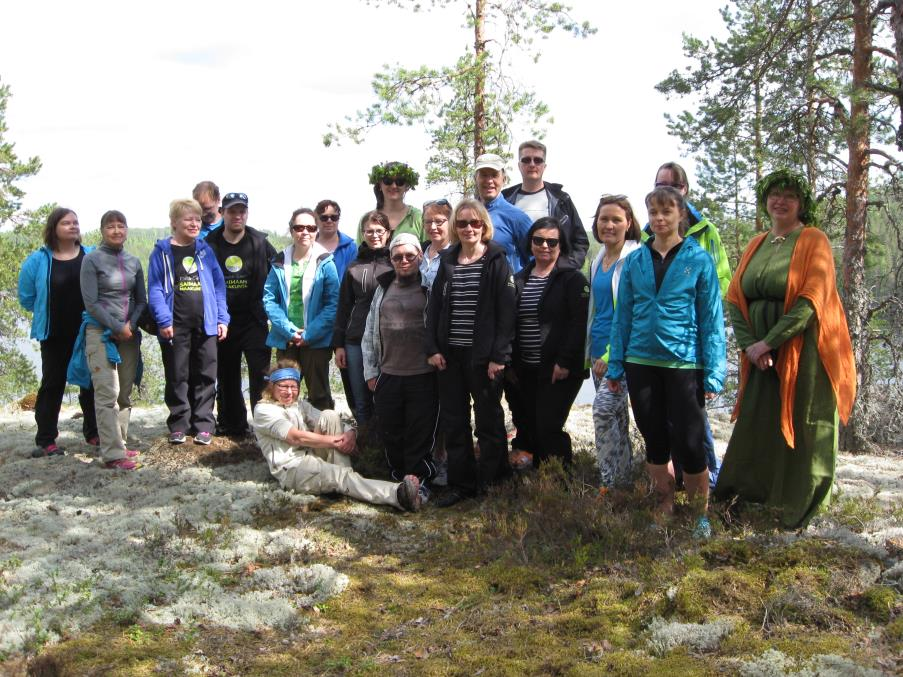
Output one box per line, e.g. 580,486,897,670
670,568,764,623
861,584,898,622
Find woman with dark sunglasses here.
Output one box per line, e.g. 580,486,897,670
314,199,356,281
506,217,589,469
263,207,339,411
356,161,423,243
426,199,516,507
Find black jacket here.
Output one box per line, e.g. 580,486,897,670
513,257,590,379
332,243,392,346
205,225,276,328
502,182,589,269
425,240,515,366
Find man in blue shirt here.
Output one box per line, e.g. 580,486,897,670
193,180,224,239
474,153,532,273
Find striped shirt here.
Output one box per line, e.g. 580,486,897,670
448,258,485,347
517,274,549,365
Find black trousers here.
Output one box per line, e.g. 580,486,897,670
35,334,97,447
624,362,707,474
160,327,218,434
374,372,439,482
506,362,583,466
216,321,271,434
438,347,510,494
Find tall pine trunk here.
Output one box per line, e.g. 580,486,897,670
472,0,486,160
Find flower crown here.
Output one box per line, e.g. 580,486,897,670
368,161,419,188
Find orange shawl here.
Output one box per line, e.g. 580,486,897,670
726,227,856,448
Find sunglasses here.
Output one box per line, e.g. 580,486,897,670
531,236,559,248
423,198,451,209
454,219,484,229
520,157,545,165
391,252,418,263
319,214,340,222
291,224,318,233
381,177,407,187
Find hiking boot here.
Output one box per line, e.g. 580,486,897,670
194,432,213,445
435,488,467,508
32,443,66,458
104,458,138,471
692,516,712,540
396,475,421,512
125,449,140,458
169,431,187,445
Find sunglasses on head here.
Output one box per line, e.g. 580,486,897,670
381,177,407,187
520,156,545,165
318,214,340,222
291,224,318,233
531,236,559,248
654,181,685,189
391,252,418,263
454,219,484,229
423,198,451,209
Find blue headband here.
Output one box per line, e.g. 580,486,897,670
268,368,301,384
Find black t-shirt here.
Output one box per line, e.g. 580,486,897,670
214,234,254,325
171,242,204,329
48,250,86,338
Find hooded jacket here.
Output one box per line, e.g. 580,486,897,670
513,257,590,380
263,242,338,350
607,236,726,394
425,240,515,366
332,243,392,347
205,225,276,328
502,182,589,269
147,237,230,338
643,201,731,296
19,244,94,341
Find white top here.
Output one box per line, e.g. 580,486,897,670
253,400,324,478
514,189,550,223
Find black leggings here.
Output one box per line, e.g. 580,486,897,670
624,363,707,474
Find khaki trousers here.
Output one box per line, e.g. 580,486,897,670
86,327,140,462
280,410,400,508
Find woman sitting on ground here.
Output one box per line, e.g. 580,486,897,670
253,359,422,512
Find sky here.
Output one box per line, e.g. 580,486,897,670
1,0,728,236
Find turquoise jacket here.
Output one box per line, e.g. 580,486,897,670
608,237,726,393
263,243,339,350
18,245,94,340
643,201,731,296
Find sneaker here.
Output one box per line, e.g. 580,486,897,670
32,443,66,458
169,431,187,445
104,458,138,470
396,475,422,512
692,516,712,540
418,482,431,506
433,461,448,487
435,489,467,508
86,436,100,447
125,449,140,458
509,449,533,470
194,432,213,445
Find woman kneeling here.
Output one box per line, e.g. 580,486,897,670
253,359,421,512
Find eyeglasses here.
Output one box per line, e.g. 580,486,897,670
274,382,299,391
455,219,484,229
381,177,407,187
364,228,388,237
291,224,318,233
654,181,685,189
425,218,448,227
520,157,545,165
531,236,559,248
391,252,418,263
319,214,340,222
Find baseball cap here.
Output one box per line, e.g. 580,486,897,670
474,153,506,173
222,192,249,209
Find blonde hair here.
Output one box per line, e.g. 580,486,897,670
169,198,203,225
261,358,302,403
449,198,494,244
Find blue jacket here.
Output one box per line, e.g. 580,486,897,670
608,237,726,393
325,231,358,282
485,194,532,273
263,242,339,350
18,244,94,341
67,314,121,389
146,237,230,338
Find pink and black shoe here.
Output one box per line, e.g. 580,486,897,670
32,443,66,458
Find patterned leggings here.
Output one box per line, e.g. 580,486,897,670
592,374,634,487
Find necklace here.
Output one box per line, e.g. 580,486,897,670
769,222,802,245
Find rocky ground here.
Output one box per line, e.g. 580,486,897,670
0,400,900,675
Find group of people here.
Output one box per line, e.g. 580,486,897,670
17,143,856,531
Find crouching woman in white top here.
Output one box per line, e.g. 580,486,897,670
253,359,422,512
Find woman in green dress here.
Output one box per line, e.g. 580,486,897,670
714,170,856,529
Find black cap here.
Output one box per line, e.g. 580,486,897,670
222,192,248,209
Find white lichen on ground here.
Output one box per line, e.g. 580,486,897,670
646,616,735,655
737,648,887,677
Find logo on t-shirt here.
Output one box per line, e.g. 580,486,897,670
182,257,198,274
225,255,243,273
